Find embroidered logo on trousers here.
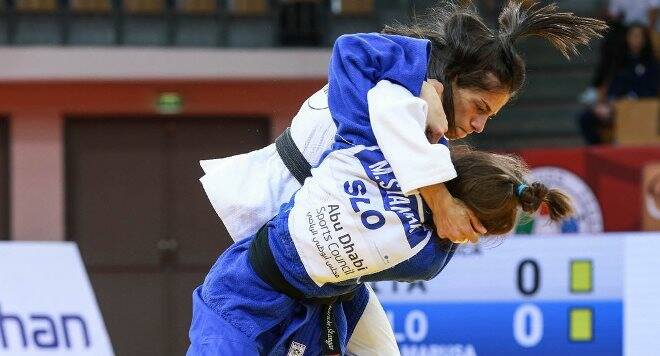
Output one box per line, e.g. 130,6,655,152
288,341,307,356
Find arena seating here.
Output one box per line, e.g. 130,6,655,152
0,0,605,149
68,0,114,45
469,37,598,149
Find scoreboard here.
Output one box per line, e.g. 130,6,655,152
373,233,660,356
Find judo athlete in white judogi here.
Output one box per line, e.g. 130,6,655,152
188,33,458,356
198,33,458,355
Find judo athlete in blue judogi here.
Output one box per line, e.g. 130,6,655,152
188,33,460,356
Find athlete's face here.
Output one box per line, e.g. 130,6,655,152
445,82,511,140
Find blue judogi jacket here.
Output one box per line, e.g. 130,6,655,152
267,33,457,299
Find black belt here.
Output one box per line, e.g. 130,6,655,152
275,127,312,185
249,226,358,305
248,225,355,355
250,129,356,354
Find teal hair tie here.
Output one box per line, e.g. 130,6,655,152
516,183,529,197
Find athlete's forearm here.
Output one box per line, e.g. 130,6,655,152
419,183,452,212
369,81,457,195
419,182,487,243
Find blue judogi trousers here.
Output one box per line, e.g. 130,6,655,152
187,237,369,356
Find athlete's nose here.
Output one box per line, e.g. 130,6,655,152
471,115,488,134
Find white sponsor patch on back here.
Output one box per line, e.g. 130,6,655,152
288,341,307,356
288,145,430,286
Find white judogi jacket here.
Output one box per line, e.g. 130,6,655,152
200,80,456,241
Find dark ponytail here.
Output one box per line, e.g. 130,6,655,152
445,145,574,236
384,1,607,95
518,182,573,221
498,1,608,59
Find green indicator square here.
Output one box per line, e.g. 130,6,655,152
569,308,593,342
571,260,593,293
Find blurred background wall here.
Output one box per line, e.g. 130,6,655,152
0,0,657,355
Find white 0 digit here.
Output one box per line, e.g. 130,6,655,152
513,304,543,348
404,310,428,342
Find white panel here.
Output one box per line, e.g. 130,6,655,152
0,242,114,355
0,48,330,80
624,234,660,356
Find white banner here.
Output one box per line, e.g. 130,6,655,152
0,242,114,356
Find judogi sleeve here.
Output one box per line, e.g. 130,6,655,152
327,33,430,148
368,80,456,195
328,33,456,195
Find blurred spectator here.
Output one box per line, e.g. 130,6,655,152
610,0,660,58
608,25,659,97
578,24,659,145
584,0,659,103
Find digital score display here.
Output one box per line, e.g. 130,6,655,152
372,235,632,356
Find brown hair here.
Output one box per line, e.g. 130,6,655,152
383,1,607,126
444,145,574,235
